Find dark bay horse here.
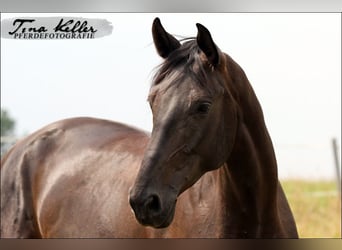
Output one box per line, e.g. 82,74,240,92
1,18,298,238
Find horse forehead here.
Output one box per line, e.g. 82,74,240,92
154,73,207,100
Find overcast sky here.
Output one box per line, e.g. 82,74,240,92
1,13,341,179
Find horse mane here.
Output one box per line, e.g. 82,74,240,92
152,39,215,92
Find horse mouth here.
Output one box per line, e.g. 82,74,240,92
153,205,176,228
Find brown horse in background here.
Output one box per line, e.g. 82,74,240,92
1,18,298,238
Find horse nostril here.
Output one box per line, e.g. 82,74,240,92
145,194,161,213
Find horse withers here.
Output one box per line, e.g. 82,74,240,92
1,18,298,238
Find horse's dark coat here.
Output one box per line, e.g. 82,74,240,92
1,18,298,238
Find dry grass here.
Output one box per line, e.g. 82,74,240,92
281,180,341,238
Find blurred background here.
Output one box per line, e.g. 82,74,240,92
1,13,341,238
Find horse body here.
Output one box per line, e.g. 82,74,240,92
1,118,145,237
1,18,298,238
1,117,296,238
1,116,296,238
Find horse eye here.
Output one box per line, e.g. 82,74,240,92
196,102,211,114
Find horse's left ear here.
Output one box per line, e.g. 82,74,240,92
196,23,220,67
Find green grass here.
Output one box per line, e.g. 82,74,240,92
281,180,341,238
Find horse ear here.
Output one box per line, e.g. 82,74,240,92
152,18,181,58
196,23,220,67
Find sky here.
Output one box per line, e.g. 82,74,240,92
1,13,341,180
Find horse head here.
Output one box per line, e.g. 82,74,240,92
129,18,238,228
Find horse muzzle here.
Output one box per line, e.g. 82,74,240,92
129,190,176,228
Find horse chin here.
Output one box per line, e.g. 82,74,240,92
153,206,176,229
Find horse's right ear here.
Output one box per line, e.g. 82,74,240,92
152,18,181,58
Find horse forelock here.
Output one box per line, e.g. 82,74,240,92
152,38,227,97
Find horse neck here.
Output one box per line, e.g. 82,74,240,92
219,56,280,236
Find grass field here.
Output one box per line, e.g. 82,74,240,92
281,180,341,238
